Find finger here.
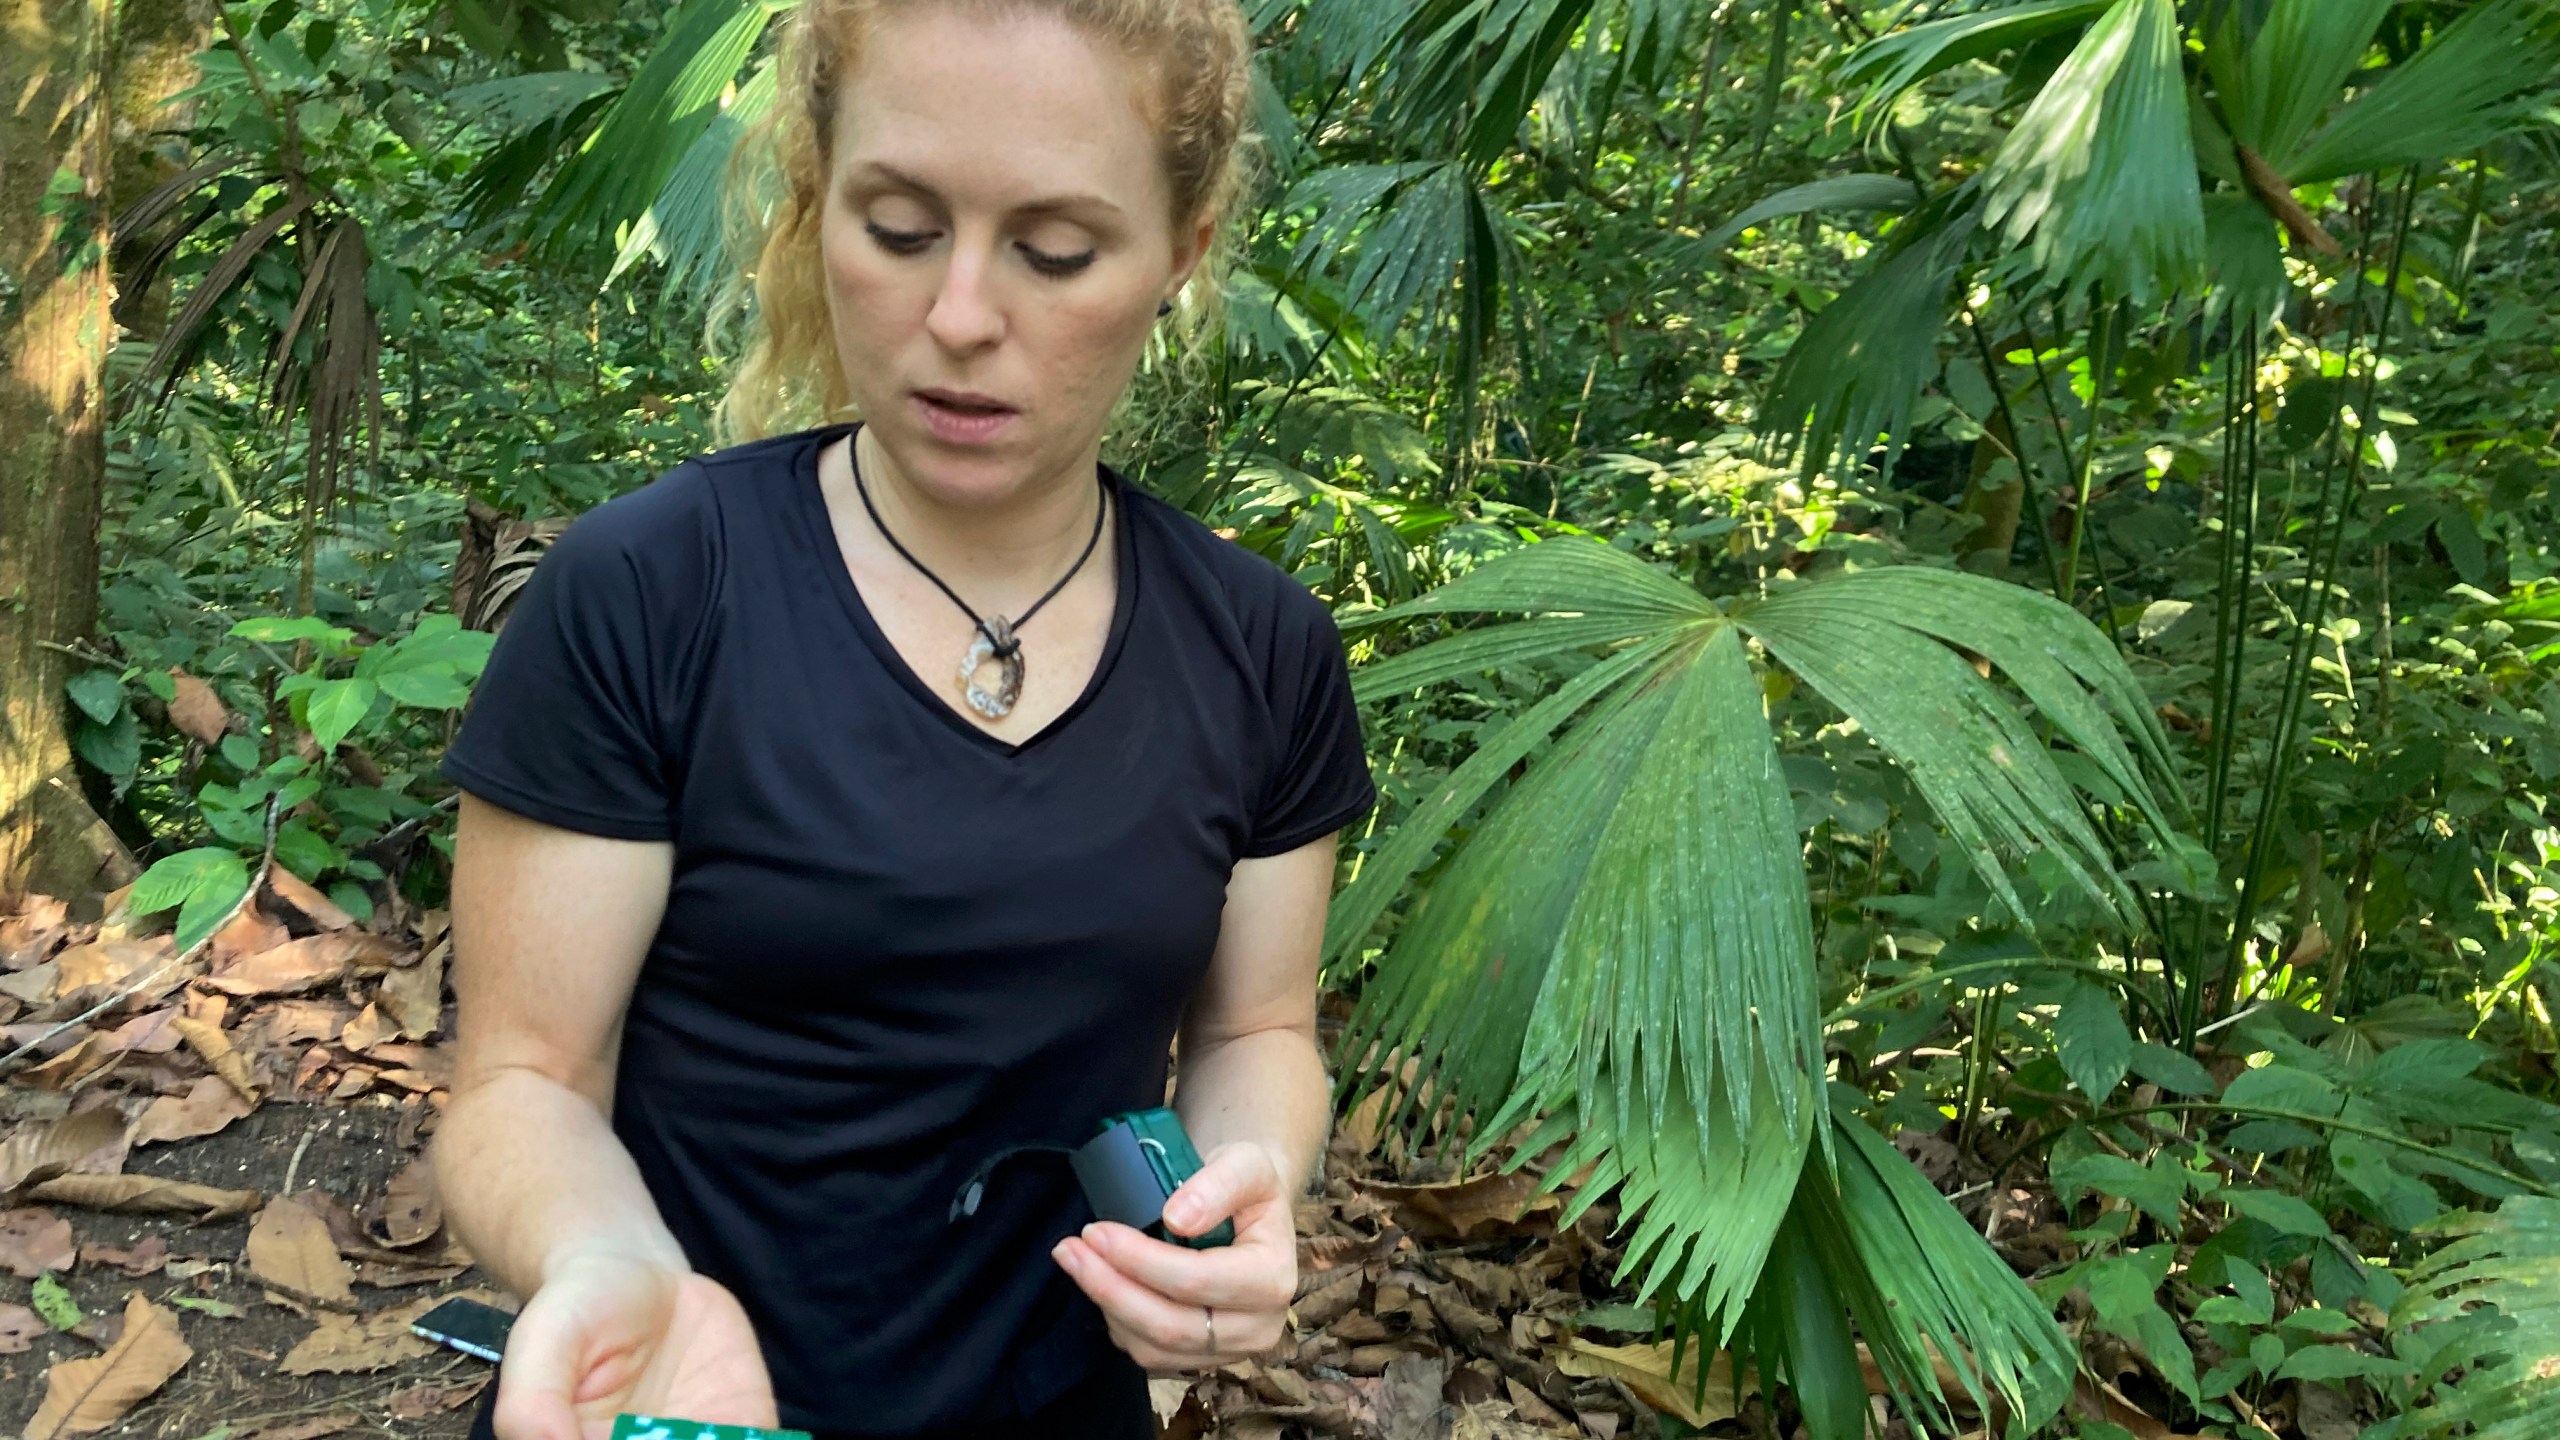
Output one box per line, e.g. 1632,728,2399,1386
1055,1236,1279,1359
492,1314,594,1440
1075,1221,1293,1312
1159,1143,1281,1238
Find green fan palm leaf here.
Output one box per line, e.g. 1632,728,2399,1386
1978,0,2202,302
1338,539,2176,1433
2392,1196,2560,1438
2285,0,2560,186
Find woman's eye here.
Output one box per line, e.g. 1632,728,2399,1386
865,220,937,255
1019,243,1096,278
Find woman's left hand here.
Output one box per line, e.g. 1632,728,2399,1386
1051,1141,1298,1372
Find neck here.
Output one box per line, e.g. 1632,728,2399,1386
850,424,1106,600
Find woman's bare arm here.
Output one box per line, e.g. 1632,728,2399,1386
434,793,689,1296
1170,835,1338,1196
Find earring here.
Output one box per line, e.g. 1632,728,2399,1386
1157,300,1174,318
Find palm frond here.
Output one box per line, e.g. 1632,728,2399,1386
2393,1197,2560,1439
1347,534,1720,626
1694,173,1922,255
2202,0,2392,165
2202,191,2290,335
528,0,776,259
1736,568,2158,923
1758,203,1977,481
1837,0,2114,130
609,55,776,299
2286,0,2560,186
1822,1108,2078,1434
1979,0,2202,303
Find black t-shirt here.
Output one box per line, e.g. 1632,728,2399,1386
440,423,1374,1434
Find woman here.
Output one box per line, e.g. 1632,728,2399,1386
432,1,1373,1436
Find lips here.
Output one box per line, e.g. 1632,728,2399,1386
911,388,1019,446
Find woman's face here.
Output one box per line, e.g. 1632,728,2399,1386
819,5,1207,507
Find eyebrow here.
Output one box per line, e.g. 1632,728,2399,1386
852,162,1127,222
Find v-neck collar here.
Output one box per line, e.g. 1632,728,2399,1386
794,423,1139,759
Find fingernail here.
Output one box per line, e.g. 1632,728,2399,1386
1081,1223,1101,1243
1052,1241,1075,1268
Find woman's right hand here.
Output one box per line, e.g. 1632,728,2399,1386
493,1251,779,1440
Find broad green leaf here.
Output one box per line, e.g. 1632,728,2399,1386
2222,1185,2333,1237
1351,615,1678,703
219,734,261,772
65,669,124,725
305,677,379,755
130,847,251,955
2056,981,2135,1102
1979,0,2203,301
229,614,352,649
74,709,140,780
2130,1040,2217,1096
2275,1345,2414,1383
2053,1153,2184,1230
2080,1247,2200,1398
377,668,474,709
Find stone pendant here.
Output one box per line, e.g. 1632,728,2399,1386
958,615,1025,720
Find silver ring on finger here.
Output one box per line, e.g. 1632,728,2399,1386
1203,1305,1217,1354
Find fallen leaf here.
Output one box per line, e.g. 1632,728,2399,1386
202,934,383,997
339,1003,392,1055
169,1017,258,1100
168,1296,244,1319
281,1287,506,1375
54,940,177,996
0,963,61,1006
25,1174,261,1220
78,1236,167,1277
264,868,354,932
247,1194,356,1304
377,939,444,1040
0,1208,76,1278
329,1067,378,1101
1361,1170,1562,1239
95,1009,182,1057
0,1105,131,1195
384,1377,489,1420
0,899,69,971
366,1158,440,1248
23,1293,193,1440
249,1000,353,1050
1376,1353,1451,1440
22,1036,114,1091
206,906,290,973
130,1076,255,1147
166,672,229,746
0,1302,43,1353
1555,1339,1743,1429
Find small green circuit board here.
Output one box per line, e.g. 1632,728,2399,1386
611,1416,811,1440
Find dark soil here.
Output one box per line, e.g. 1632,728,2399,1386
0,1099,491,1440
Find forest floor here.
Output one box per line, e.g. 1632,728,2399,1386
0,881,2141,1440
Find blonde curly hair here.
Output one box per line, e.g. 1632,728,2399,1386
714,0,1257,442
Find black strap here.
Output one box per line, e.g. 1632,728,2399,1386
849,423,1108,660
948,1141,1078,1223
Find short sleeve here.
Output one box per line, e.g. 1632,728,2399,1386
440,472,714,841
1243,585,1376,858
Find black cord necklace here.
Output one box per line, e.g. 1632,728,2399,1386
849,425,1108,722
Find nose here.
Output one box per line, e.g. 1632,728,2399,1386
925,242,1005,355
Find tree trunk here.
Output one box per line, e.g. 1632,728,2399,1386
109,0,215,342
1,0,133,902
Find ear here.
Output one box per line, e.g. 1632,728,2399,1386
1166,210,1217,295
